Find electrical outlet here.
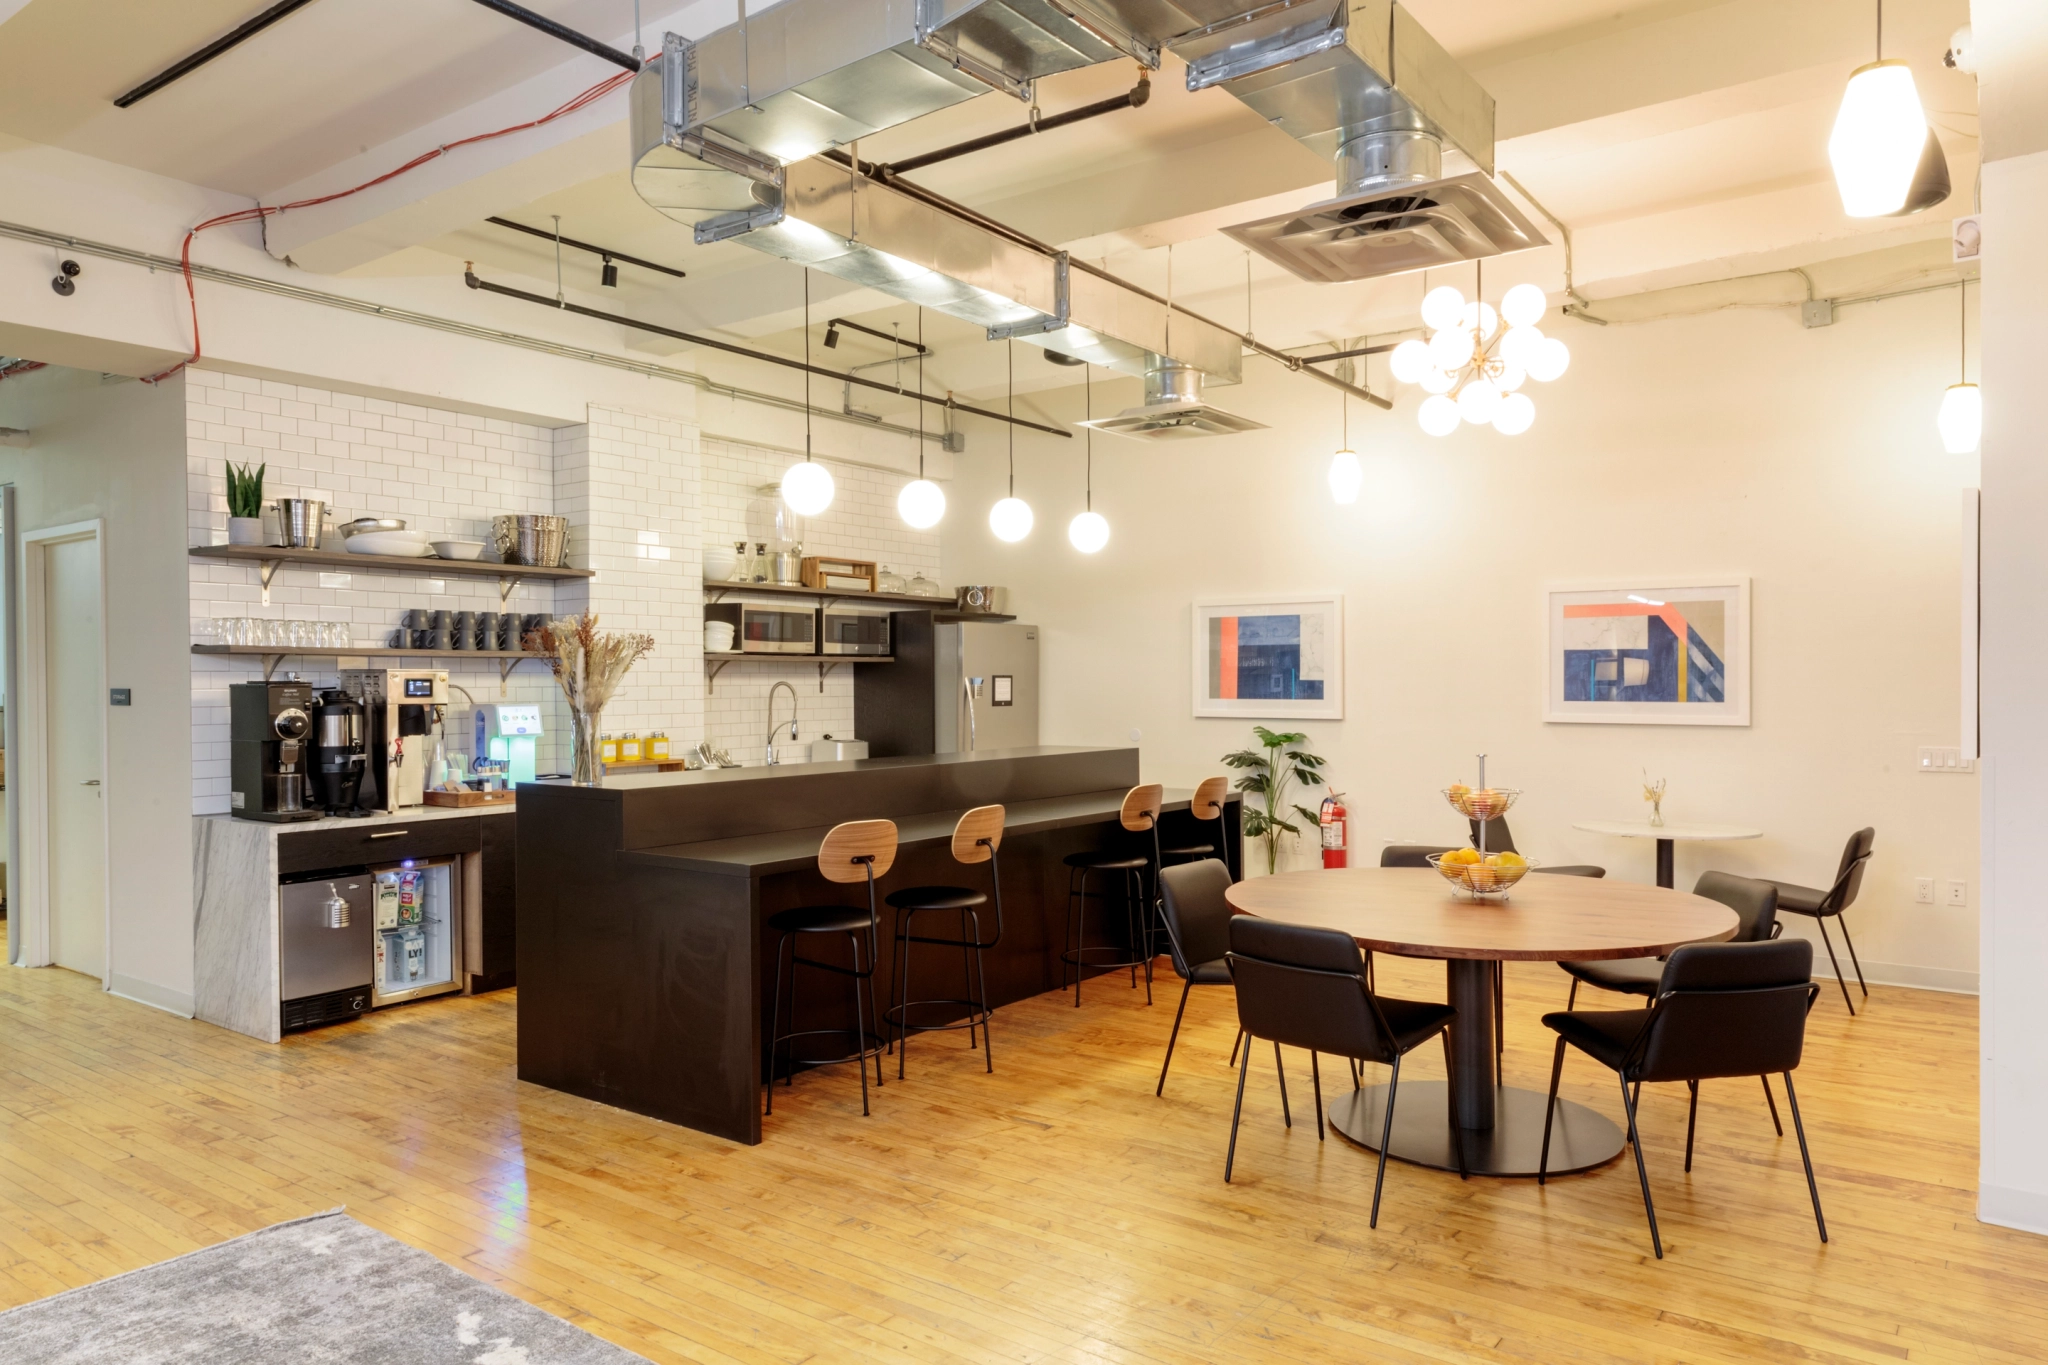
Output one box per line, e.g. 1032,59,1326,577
1915,877,1935,904
1944,879,1968,907
1917,746,1976,773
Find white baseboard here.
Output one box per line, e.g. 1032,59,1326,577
1844,960,1979,995
1980,1184,2048,1237
110,973,196,1019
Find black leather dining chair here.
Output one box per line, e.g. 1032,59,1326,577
1472,816,1607,878
1225,916,1466,1224
1155,860,1243,1096
1539,939,1826,1259
1561,871,1781,1008
1763,827,1876,1014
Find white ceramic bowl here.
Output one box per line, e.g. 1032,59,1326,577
432,539,486,561
704,621,736,653
345,530,433,558
701,546,738,580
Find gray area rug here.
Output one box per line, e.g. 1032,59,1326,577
0,1209,650,1364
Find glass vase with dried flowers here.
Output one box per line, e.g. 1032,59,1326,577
525,615,656,786
1642,771,1667,828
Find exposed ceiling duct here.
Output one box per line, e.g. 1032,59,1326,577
1078,358,1268,440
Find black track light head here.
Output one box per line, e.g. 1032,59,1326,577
600,256,619,287
823,323,840,349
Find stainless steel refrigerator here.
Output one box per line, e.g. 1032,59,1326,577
856,613,1039,756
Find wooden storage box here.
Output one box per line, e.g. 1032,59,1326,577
801,556,878,592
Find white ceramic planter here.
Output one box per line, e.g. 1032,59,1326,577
227,517,263,546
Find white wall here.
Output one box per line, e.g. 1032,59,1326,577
1973,0,2048,1238
0,366,196,1015
947,300,1981,993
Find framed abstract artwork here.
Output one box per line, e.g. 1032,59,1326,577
1545,578,1751,726
1192,594,1344,720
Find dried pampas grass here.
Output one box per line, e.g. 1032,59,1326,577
524,614,654,712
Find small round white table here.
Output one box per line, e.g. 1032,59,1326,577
1572,820,1762,888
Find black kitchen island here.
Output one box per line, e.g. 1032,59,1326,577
515,746,1237,1143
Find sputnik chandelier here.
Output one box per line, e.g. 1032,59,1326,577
1388,265,1570,437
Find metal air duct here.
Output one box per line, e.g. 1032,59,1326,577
1078,357,1268,440
1196,1,1547,282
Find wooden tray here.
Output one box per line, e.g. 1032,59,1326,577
424,789,517,808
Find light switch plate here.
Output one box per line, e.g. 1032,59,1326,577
1915,877,1935,904
1944,879,1968,907
1918,746,1975,773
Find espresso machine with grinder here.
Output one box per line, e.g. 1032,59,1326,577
338,669,448,813
228,681,320,822
308,689,371,817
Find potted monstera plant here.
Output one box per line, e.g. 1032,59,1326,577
1222,726,1329,875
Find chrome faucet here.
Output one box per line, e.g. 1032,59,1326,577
765,680,798,765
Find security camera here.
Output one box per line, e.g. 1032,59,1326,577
1944,25,1976,74
51,258,80,296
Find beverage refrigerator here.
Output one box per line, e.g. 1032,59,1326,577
369,857,463,1007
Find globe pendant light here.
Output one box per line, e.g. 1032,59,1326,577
1068,365,1109,552
1829,3,1949,218
1328,390,1362,504
781,268,836,516
898,307,947,528
1938,280,1980,454
1396,262,1567,436
990,340,1033,542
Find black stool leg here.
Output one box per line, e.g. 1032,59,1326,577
1224,1033,1252,1183
1621,1073,1662,1258
1684,1080,1699,1172
896,908,913,1080
1538,1035,1566,1185
1815,918,1856,1015
971,908,994,1073
1836,915,1869,998
960,906,979,1050
1157,977,1193,1096
1761,1074,1783,1135
1273,1042,1291,1128
849,931,872,1116
1567,977,1579,1010
1310,1052,1325,1141
1230,1030,1245,1067
1370,1054,1402,1228
1064,866,1082,1000
1784,1071,1828,1243
765,931,793,1116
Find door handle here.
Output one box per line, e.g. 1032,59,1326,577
367,829,410,839
80,779,100,786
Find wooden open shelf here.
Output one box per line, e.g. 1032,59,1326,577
702,578,1014,623
703,652,896,695
192,643,547,683
190,543,593,606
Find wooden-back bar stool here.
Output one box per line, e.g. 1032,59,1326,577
1163,776,1234,880
765,819,896,1117
1061,783,1164,1007
884,805,1006,1079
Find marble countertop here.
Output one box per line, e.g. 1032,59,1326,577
194,803,513,835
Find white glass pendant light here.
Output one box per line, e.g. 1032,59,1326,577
1418,365,1456,395
1938,280,1980,454
1394,263,1569,436
782,268,836,515
1829,3,1932,217
1069,366,1110,550
1327,392,1361,504
897,307,947,527
1459,300,1500,341
1527,336,1572,383
1498,324,1543,370
1418,394,1461,436
1430,324,1473,371
1421,285,1466,332
1457,377,1500,426
1492,391,1536,435
990,340,1033,542
1500,282,1548,329
1389,338,1432,384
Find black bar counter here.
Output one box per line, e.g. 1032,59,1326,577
515,747,1238,1143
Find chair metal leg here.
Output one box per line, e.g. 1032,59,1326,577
1567,977,1579,1010
960,907,979,1050
1684,1080,1699,1173
1784,1071,1828,1243
1440,1031,1469,1179
1310,1052,1325,1141
1230,1029,1245,1066
1814,917,1856,1016
1224,1033,1252,1183
765,932,793,1116
1273,1041,1291,1129
1370,1054,1403,1228
1761,1074,1783,1135
1157,978,1193,1096
1621,1073,1662,1259
850,933,872,1117
1836,915,1869,997
971,911,994,1074
1350,1057,1362,1091
1538,1035,1566,1184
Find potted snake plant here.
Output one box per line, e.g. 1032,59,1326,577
225,461,266,546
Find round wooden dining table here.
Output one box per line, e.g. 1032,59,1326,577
1224,867,1738,1177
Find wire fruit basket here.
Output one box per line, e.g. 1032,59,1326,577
1435,754,1527,899
1442,785,1520,822
1427,851,1538,898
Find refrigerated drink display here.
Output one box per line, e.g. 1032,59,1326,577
369,858,461,1006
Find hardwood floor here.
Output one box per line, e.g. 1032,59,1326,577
0,956,2040,1363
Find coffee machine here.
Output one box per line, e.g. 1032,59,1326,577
229,681,320,822
309,689,370,816
338,669,447,813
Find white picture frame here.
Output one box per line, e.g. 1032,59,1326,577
1545,578,1750,726
1192,594,1344,720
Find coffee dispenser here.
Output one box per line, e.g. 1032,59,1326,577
338,669,447,813
309,689,370,816
228,681,320,822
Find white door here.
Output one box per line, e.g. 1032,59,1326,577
46,536,104,979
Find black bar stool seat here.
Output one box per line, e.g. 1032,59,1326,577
1159,840,1215,861
770,904,876,935
887,806,1006,1079
1062,784,1164,1006
1063,849,1148,872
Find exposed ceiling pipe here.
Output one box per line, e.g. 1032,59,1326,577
463,266,1071,437
877,69,1152,177
825,318,930,355
113,0,322,108
463,0,644,74
484,216,687,281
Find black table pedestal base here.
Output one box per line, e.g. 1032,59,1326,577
1327,1082,1624,1177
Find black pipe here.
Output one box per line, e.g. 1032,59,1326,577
485,217,686,279
114,0,322,108
463,270,1069,438
1303,342,1399,363
878,74,1151,177
464,0,643,73
825,317,929,355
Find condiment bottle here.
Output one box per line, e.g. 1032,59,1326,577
600,733,619,764
620,732,643,763
650,731,670,762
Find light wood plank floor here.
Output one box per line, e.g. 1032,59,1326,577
0,956,2039,1363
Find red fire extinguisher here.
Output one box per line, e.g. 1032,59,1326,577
1319,790,1349,869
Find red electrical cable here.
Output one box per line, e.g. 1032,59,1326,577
141,62,641,386
0,359,49,383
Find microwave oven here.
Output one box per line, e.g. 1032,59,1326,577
704,601,817,654
819,607,891,656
